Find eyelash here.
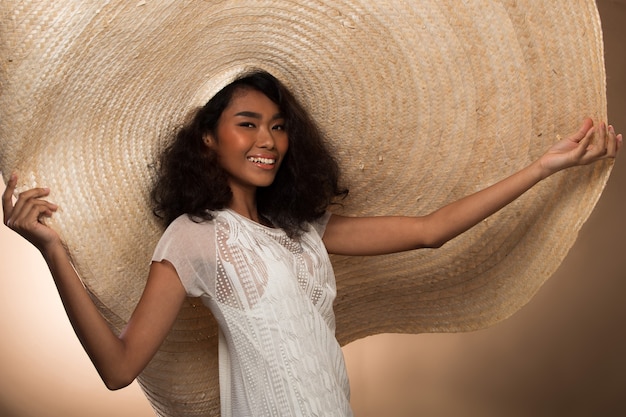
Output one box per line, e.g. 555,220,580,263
238,122,285,130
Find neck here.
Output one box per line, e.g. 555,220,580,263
228,187,261,223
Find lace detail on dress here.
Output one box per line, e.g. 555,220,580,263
214,210,335,313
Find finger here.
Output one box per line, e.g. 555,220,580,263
11,186,54,215
606,125,618,157
574,125,595,160
27,200,57,224
597,122,609,154
584,122,608,162
2,172,18,222
569,118,594,143
8,198,57,230
16,186,53,201
607,125,623,158
8,187,57,232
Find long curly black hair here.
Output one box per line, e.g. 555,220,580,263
151,70,347,236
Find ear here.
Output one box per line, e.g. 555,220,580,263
203,134,215,148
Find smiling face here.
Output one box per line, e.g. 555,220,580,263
207,87,289,202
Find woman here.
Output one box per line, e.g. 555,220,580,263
2,70,622,416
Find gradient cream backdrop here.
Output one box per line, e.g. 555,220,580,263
1,1,624,416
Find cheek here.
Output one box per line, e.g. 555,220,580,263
280,135,289,155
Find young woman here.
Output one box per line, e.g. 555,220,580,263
2,70,622,416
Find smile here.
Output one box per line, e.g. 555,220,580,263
247,156,276,165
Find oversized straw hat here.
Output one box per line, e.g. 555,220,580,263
1,0,613,415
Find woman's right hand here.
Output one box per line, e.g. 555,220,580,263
2,173,61,252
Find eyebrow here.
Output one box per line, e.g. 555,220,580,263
234,111,284,120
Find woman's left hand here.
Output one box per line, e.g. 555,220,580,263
538,118,622,178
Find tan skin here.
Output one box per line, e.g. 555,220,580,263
2,89,622,390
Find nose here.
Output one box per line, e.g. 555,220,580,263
256,126,276,150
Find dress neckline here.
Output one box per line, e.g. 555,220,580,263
223,208,280,232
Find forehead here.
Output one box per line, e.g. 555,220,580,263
225,87,279,112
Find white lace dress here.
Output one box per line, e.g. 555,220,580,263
152,209,352,417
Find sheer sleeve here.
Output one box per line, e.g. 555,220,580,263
310,211,332,239
152,215,217,298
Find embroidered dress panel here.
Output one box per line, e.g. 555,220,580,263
152,210,352,417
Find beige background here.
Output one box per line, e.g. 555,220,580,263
1,1,624,416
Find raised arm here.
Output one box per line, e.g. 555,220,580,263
323,119,622,256
2,174,186,390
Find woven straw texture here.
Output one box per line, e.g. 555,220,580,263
0,1,612,415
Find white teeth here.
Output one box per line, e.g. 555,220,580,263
248,156,276,164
